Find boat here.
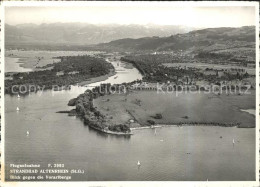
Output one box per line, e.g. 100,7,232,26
154,129,157,135
233,139,235,144
17,94,20,98
114,76,118,79
16,107,20,111
137,161,141,166
27,131,29,136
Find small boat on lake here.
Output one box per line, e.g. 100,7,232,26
27,131,30,136
16,107,20,111
114,76,118,79
137,161,141,166
17,94,20,98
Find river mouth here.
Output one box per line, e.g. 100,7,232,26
4,51,256,181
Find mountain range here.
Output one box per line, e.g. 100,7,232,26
5,22,196,45
98,26,255,63
5,23,255,64
98,26,255,52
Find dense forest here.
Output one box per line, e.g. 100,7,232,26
121,54,251,84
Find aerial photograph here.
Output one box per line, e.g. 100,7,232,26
2,3,257,183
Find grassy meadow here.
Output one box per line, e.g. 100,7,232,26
94,90,255,128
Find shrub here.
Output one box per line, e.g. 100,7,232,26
147,120,155,125
108,124,130,133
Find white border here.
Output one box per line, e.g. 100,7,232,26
255,2,259,184
0,1,5,185
0,1,259,187
1,1,259,7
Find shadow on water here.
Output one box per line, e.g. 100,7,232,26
87,125,131,140
73,116,131,140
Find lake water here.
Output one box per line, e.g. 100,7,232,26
241,109,256,116
4,53,255,181
5,57,32,73
5,50,104,71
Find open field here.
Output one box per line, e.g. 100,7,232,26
94,90,255,128
163,62,255,75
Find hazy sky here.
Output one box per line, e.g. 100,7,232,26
5,5,256,27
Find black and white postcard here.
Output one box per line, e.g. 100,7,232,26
0,1,259,187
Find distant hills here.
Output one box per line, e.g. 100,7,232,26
98,26,255,64
5,22,196,46
5,23,255,64
98,26,255,52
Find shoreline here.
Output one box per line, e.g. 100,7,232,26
130,123,255,132
93,88,255,130
4,68,116,95
89,124,133,135
7,52,255,135
5,55,115,95
77,69,116,86
5,57,33,73
69,85,133,135
240,109,256,116
5,55,116,91
5,50,104,70
69,84,255,136
130,124,240,131
5,56,41,71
